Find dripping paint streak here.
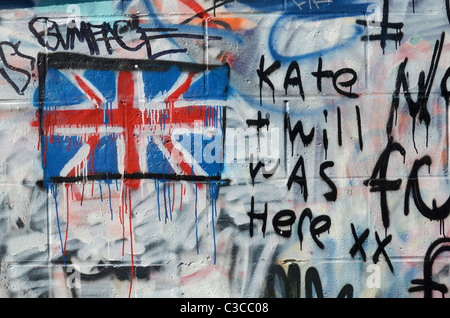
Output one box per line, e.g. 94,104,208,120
356,105,363,151
108,182,113,220
337,106,342,147
64,184,70,256
163,181,168,223
195,184,199,254
172,181,176,213
168,180,172,221
155,180,161,221
210,181,220,264
51,185,67,266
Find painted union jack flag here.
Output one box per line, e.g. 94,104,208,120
35,53,229,190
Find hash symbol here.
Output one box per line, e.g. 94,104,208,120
356,0,404,54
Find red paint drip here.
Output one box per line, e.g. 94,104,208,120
80,181,85,206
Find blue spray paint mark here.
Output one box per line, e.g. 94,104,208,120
49,184,67,266
37,68,86,108
195,184,199,254
99,180,103,202
209,180,221,264
269,19,364,62
84,70,116,103
167,180,173,222
142,66,181,101
163,181,168,224
107,182,113,221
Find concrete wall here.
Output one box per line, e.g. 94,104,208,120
0,0,449,298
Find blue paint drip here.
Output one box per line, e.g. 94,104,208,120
107,182,113,221
209,181,220,264
155,180,161,222
163,181,168,224
50,184,67,266
99,181,103,202
195,184,199,255
167,180,172,221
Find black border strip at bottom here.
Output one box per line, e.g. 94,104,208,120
36,172,230,189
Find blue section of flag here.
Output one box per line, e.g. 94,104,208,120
174,133,223,177
94,136,120,174
42,135,119,184
42,136,80,182
146,137,172,175
183,67,229,100
142,66,181,100
84,70,117,103
44,68,87,107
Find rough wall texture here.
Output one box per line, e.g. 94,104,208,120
0,0,449,298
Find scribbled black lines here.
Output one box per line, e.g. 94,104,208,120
0,41,35,95
28,17,222,60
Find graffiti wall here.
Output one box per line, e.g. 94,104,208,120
0,0,449,299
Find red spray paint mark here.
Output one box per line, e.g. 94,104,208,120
178,0,221,28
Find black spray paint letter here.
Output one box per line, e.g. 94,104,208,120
386,32,445,152
364,137,405,232
409,238,450,298
404,156,450,224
